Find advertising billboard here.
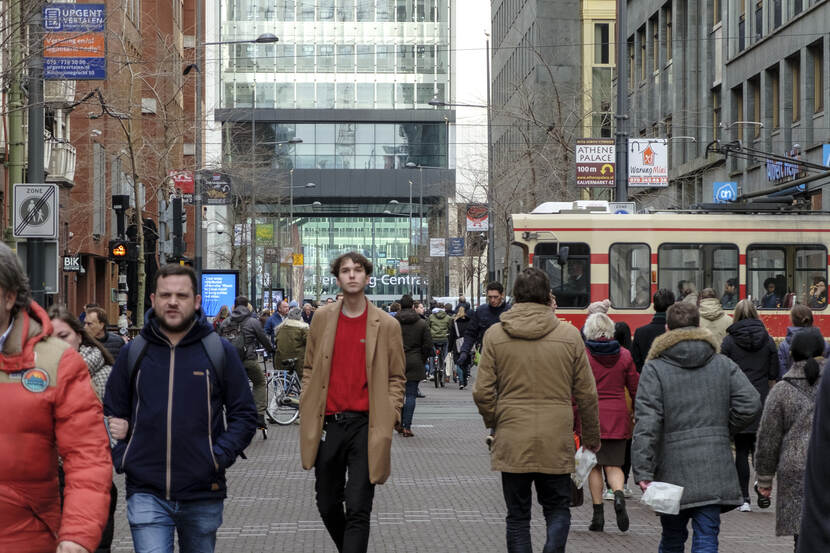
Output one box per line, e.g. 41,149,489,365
575,138,615,187
466,204,489,231
200,270,238,317
42,4,106,80
629,139,669,187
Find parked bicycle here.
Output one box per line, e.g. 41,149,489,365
266,358,301,425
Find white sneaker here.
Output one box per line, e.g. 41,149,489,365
602,488,614,501
623,486,634,498
738,502,751,512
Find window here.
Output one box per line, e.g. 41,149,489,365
747,245,827,309
713,0,721,24
665,5,672,63
794,0,802,15
534,242,590,308
336,0,354,20
376,45,395,72
738,0,746,52
297,45,315,72
397,45,415,72
791,55,800,122
609,243,651,309
658,244,738,303
773,0,781,28
638,26,646,81
594,23,609,64
770,65,780,129
813,43,824,113
651,16,659,72
317,45,334,72
93,143,106,236
628,38,635,88
751,76,761,138
733,86,744,141
356,45,374,72
754,0,762,41
336,45,355,72
319,0,334,19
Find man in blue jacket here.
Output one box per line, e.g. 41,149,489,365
456,282,510,368
105,264,256,553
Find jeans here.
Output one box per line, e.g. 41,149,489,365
127,493,224,553
315,415,375,553
455,364,468,387
401,380,419,429
243,359,266,416
659,505,721,553
501,472,571,553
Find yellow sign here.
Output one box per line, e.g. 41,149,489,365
292,253,304,266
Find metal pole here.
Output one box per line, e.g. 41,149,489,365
6,0,24,247
408,179,413,293
289,181,294,300
614,0,629,202
27,5,46,306
194,0,204,275
445,195,450,294
419,169,424,301
485,39,495,283
250,101,256,305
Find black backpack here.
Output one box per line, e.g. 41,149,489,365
219,319,247,361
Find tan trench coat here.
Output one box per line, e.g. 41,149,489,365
299,301,406,484
473,302,601,474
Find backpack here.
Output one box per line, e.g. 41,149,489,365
127,332,226,385
219,319,247,361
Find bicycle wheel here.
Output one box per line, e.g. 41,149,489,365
270,372,300,425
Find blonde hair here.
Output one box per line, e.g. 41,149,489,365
455,306,467,319
584,312,615,341
732,299,758,322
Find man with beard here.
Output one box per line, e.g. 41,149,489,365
105,264,256,553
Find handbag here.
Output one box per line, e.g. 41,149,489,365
453,320,464,353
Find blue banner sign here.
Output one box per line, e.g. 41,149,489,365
448,237,465,257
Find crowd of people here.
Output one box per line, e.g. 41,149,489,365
4,241,830,553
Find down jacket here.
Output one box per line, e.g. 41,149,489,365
428,310,453,342
396,308,433,381
632,327,761,511
0,302,112,553
473,303,600,474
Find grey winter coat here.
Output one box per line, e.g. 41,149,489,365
221,305,274,360
754,360,821,536
632,327,761,511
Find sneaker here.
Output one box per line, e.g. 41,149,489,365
738,502,752,512
602,488,614,501
459,384,465,390
623,486,634,498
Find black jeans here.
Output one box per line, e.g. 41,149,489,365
501,472,571,553
734,433,756,501
315,415,375,553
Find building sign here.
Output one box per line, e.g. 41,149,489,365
448,237,465,257
63,254,81,272
628,139,669,187
429,238,446,257
766,147,805,183
713,182,738,203
575,138,615,187
202,172,232,205
466,204,489,231
167,170,194,204
310,273,425,289
42,4,106,80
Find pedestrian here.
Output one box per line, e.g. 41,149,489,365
456,295,471,314
265,300,289,339
755,328,824,551
583,313,638,533
388,301,401,317
473,267,601,553
681,281,699,305
0,243,113,553
777,304,830,379
80,301,99,324
448,305,473,389
612,320,635,497
84,305,126,360
614,321,632,351
457,282,510,370
302,302,314,324
721,278,738,309
274,306,309,380
698,287,732,345
631,288,675,372
428,302,453,385
213,304,230,331
633,302,761,553
395,294,433,437
105,264,257,553
720,299,778,511
299,252,406,553
221,296,275,430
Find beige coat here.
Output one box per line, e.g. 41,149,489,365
299,301,406,484
699,297,732,345
473,302,601,474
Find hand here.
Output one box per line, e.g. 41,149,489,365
757,486,772,498
585,442,601,453
638,480,652,492
56,541,89,553
456,352,469,367
107,417,129,440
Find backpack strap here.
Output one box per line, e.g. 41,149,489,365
201,332,225,384
127,335,150,384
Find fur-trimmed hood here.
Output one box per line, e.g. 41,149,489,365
645,326,720,368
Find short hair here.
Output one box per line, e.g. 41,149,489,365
0,242,32,316
763,277,777,289
486,281,504,294
330,251,373,277
726,278,738,288
154,263,198,295
584,313,615,340
700,288,717,300
666,302,700,329
653,289,675,313
287,307,302,320
733,299,759,322
389,302,401,312
399,294,414,309
84,302,99,310
234,295,249,308
791,304,813,327
86,306,108,327
444,303,453,311
511,268,550,304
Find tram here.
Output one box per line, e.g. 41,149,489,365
509,202,830,338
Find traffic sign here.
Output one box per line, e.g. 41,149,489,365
608,202,636,214
292,253,304,266
713,181,738,203
13,184,59,238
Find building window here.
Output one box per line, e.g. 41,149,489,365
665,5,672,63
93,144,106,236
714,0,721,24
733,86,744,141
628,38,635,88
738,0,746,52
791,55,800,123
638,26,646,81
773,0,781,28
712,87,721,140
594,23,610,64
769,66,780,129
751,77,761,138
754,0,762,41
794,0,802,15
813,43,824,113
651,16,659,72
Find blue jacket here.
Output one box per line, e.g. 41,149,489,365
104,310,256,502
264,312,283,337
460,301,511,356
777,325,830,379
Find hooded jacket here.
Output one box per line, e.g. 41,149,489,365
631,312,667,373
585,339,639,440
428,310,452,342
720,318,777,434
222,305,273,360
274,318,309,377
633,327,761,511
698,297,732,345
104,309,257,502
396,308,433,381
777,325,830,379
0,302,112,553
473,303,600,474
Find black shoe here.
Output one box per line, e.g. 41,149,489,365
257,415,267,429
755,483,771,509
589,504,604,532
614,490,629,532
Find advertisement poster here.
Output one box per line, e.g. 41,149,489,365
200,270,238,317
466,204,489,231
43,4,106,80
628,139,669,187
575,138,615,187
202,172,232,205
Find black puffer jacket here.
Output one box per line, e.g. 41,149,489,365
395,308,433,381
448,315,472,357
720,318,778,434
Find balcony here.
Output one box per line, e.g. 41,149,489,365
44,80,76,107
46,140,76,185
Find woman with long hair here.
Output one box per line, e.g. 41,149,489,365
448,305,473,389
213,304,230,330
720,299,778,511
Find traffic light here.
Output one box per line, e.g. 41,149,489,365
108,240,137,261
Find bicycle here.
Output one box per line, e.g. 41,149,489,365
266,358,302,425
429,343,446,388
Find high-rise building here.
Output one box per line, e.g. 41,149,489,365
208,0,456,304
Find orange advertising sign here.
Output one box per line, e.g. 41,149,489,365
44,32,105,58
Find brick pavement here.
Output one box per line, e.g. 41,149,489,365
111,382,793,552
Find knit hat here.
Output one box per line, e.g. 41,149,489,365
791,327,825,361
587,299,611,314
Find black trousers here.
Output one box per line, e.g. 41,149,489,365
314,415,375,553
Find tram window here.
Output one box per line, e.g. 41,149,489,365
609,243,650,309
534,242,590,308
749,244,828,310
657,243,738,304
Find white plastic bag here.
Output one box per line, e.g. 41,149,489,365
570,446,597,489
641,482,685,515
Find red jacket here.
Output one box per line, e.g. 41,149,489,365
585,340,639,439
0,302,112,552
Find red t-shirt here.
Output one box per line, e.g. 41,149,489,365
325,305,369,414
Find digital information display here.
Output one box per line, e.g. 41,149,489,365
201,270,238,317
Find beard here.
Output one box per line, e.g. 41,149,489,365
157,309,196,334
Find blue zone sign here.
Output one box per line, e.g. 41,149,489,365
713,181,737,203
